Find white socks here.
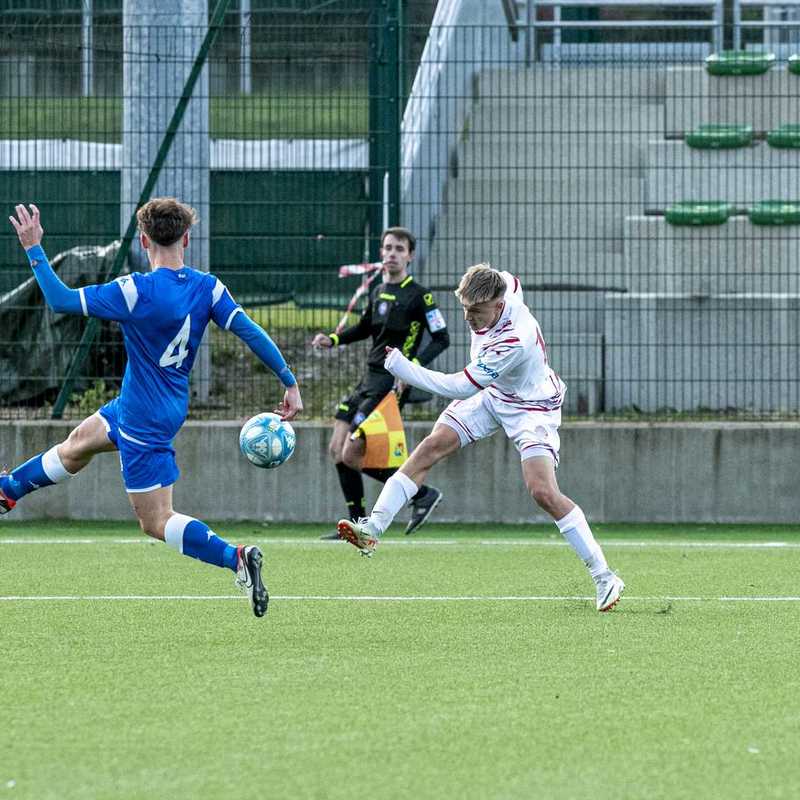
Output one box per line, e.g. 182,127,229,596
555,505,609,580
369,472,419,535
42,445,72,482
164,513,193,553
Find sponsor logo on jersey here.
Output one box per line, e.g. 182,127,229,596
425,308,446,332
402,320,421,356
475,359,499,379
423,292,434,306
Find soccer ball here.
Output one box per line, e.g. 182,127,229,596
239,412,296,469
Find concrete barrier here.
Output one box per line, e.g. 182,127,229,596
1,419,798,524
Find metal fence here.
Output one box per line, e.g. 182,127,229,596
1,0,799,422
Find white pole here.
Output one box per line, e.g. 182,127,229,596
82,0,93,97
383,171,390,231
122,0,211,401
240,0,252,95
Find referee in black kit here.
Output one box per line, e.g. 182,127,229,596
311,227,450,538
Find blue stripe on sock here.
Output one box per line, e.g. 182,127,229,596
182,520,238,572
3,452,55,501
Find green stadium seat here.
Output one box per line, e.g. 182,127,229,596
705,50,776,76
788,54,800,75
665,202,732,226
685,124,754,149
748,201,800,225
766,124,800,148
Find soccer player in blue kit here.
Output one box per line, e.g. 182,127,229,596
3,199,303,618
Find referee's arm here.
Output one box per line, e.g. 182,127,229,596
331,304,372,346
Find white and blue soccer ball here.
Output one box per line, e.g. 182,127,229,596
239,412,296,469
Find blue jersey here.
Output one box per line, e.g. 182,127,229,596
80,267,240,445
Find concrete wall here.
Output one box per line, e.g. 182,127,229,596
1,420,798,525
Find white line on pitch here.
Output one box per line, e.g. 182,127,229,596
1,538,800,549
2,594,800,602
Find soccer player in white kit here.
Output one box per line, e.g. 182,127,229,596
337,263,624,612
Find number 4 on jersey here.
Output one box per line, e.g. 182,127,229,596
159,314,191,369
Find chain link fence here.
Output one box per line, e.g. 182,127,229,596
1,0,798,422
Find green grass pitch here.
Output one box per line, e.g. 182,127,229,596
2,521,800,799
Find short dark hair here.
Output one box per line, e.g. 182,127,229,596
136,197,197,246
380,226,416,253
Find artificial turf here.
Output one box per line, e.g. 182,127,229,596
2,521,799,799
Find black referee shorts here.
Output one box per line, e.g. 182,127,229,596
335,371,397,430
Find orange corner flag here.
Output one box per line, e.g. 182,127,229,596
357,392,408,469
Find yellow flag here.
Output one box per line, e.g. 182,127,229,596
357,392,408,469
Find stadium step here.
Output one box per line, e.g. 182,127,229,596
665,66,800,136
623,216,800,294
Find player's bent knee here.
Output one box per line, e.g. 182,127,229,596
529,483,559,512
137,515,168,541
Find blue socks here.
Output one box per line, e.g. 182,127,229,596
1,446,72,501
164,514,239,571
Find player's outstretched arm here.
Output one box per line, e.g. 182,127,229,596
311,297,373,350
8,204,82,315
384,347,479,400
227,312,301,418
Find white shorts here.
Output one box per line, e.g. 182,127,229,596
437,390,562,465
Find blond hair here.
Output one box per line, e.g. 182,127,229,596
136,197,198,246
454,263,506,304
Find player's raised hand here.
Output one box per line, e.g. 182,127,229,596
275,384,303,421
9,204,43,250
384,346,405,373
311,333,333,349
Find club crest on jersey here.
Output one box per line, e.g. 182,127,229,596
377,301,389,316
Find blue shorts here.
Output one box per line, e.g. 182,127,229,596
98,398,180,493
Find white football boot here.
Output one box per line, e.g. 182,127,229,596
595,571,625,612
336,518,379,557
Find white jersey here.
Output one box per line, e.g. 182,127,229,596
463,272,565,411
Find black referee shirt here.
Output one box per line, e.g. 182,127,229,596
330,275,450,373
